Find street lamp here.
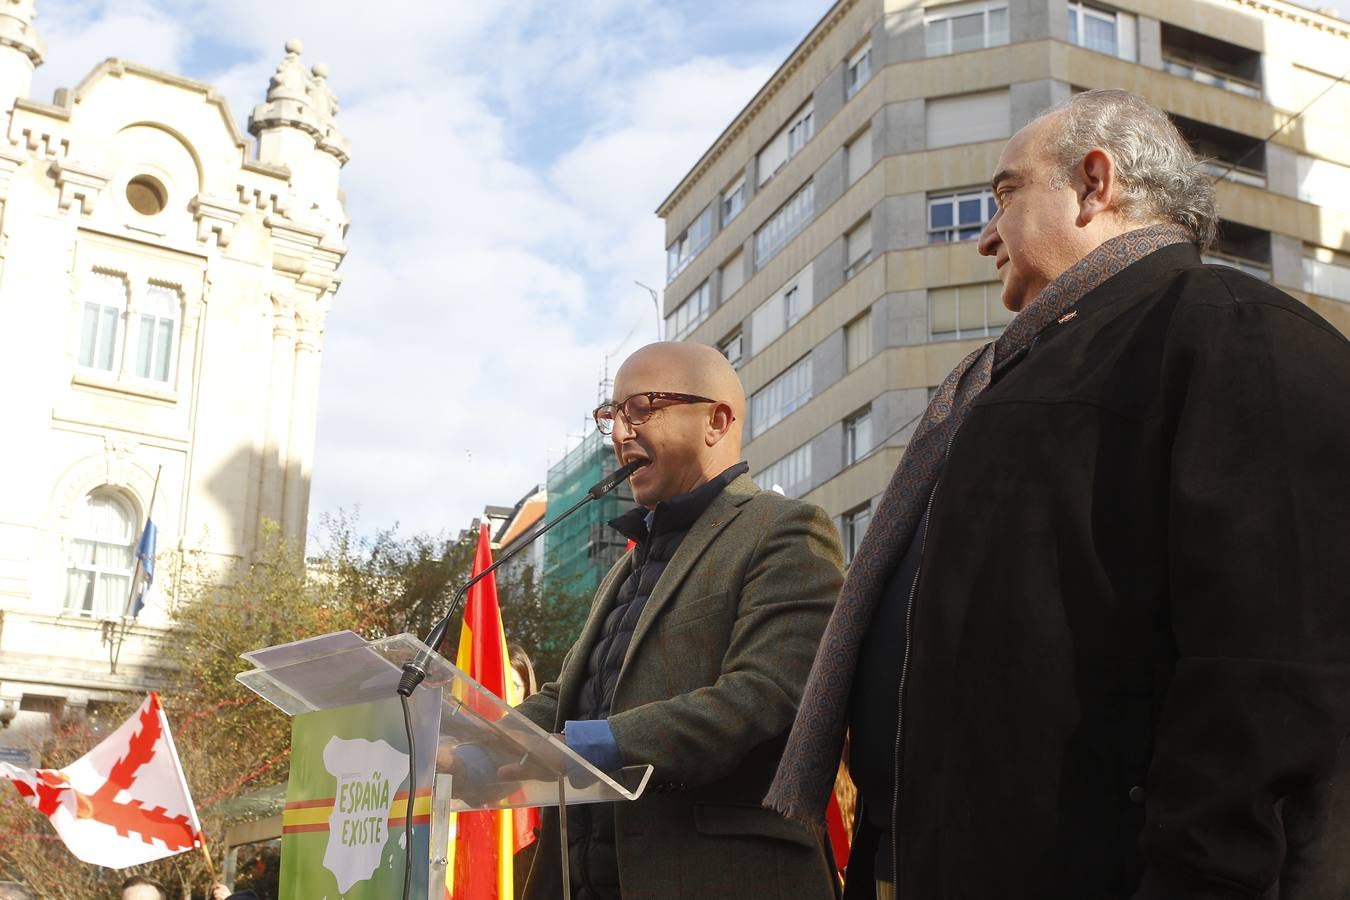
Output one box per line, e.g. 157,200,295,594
634,281,662,341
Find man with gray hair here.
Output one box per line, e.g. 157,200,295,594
768,89,1350,899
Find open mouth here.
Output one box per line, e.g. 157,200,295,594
621,454,652,481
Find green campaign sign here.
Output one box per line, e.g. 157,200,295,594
279,691,439,898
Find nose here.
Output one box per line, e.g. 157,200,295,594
977,214,1000,258
610,410,638,447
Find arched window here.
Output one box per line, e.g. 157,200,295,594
77,272,128,372
135,284,180,383
65,489,136,617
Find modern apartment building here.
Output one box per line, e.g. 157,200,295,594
658,0,1350,560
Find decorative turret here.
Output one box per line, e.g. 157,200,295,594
248,40,349,235
308,63,350,164
249,39,324,165
0,0,44,127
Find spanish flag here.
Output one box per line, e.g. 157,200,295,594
446,523,538,900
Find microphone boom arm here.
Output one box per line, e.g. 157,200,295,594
397,458,647,697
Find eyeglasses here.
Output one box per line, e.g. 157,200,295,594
592,391,717,435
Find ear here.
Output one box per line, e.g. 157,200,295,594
705,402,735,447
1075,147,1116,227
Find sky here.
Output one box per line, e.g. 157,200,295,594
31,0,831,541
30,0,1350,542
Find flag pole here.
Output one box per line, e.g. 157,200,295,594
111,466,162,674
156,690,218,887
197,830,219,884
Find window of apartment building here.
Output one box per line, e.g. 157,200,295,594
1067,2,1137,61
845,309,873,371
78,271,127,373
841,502,872,565
750,266,814,355
65,487,136,617
928,189,997,242
757,101,816,188
722,174,747,226
847,125,873,186
1160,22,1260,98
666,204,714,282
667,280,712,340
929,282,1013,340
787,105,815,157
759,443,812,497
751,356,813,438
844,406,874,466
846,40,873,99
785,285,808,328
1173,115,1266,189
1303,247,1350,303
754,181,815,266
925,1,1008,57
1297,154,1350,216
1202,221,1271,281
845,217,874,279
926,90,1011,149
719,330,744,368
720,249,746,300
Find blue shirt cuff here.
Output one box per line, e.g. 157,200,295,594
564,719,622,772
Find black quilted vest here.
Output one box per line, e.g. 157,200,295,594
566,463,748,900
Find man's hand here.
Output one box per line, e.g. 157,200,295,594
210,884,230,900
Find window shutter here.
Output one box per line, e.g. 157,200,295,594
925,90,1011,149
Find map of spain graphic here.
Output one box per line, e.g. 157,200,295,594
279,694,438,898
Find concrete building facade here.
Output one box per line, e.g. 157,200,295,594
0,1,349,761
658,0,1350,561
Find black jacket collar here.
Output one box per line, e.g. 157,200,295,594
609,462,750,544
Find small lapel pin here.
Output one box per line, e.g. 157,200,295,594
1057,310,1079,325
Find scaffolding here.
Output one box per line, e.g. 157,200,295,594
543,428,633,596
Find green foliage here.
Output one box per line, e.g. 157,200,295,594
496,565,591,684
0,514,597,898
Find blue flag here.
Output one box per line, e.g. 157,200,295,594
131,519,157,619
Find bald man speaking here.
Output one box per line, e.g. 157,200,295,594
516,342,844,900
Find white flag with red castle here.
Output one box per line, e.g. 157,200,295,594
0,692,204,869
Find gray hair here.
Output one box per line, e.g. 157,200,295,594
1035,90,1217,251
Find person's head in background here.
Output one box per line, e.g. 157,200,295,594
509,643,537,702
120,875,165,900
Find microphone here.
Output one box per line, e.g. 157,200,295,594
397,457,648,698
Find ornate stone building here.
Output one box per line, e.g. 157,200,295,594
0,0,350,760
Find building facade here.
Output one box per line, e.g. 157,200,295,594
0,1,350,760
543,429,634,596
658,0,1350,561
492,484,547,589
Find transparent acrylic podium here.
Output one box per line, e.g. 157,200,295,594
236,630,651,900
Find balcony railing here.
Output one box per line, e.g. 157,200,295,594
1164,58,1261,99
1201,160,1266,188
1203,251,1271,280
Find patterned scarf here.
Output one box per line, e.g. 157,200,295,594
764,223,1192,827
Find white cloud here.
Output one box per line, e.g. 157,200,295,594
25,0,820,540
31,0,189,101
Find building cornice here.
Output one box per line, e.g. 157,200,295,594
48,159,110,215
1235,0,1350,37
189,193,246,248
